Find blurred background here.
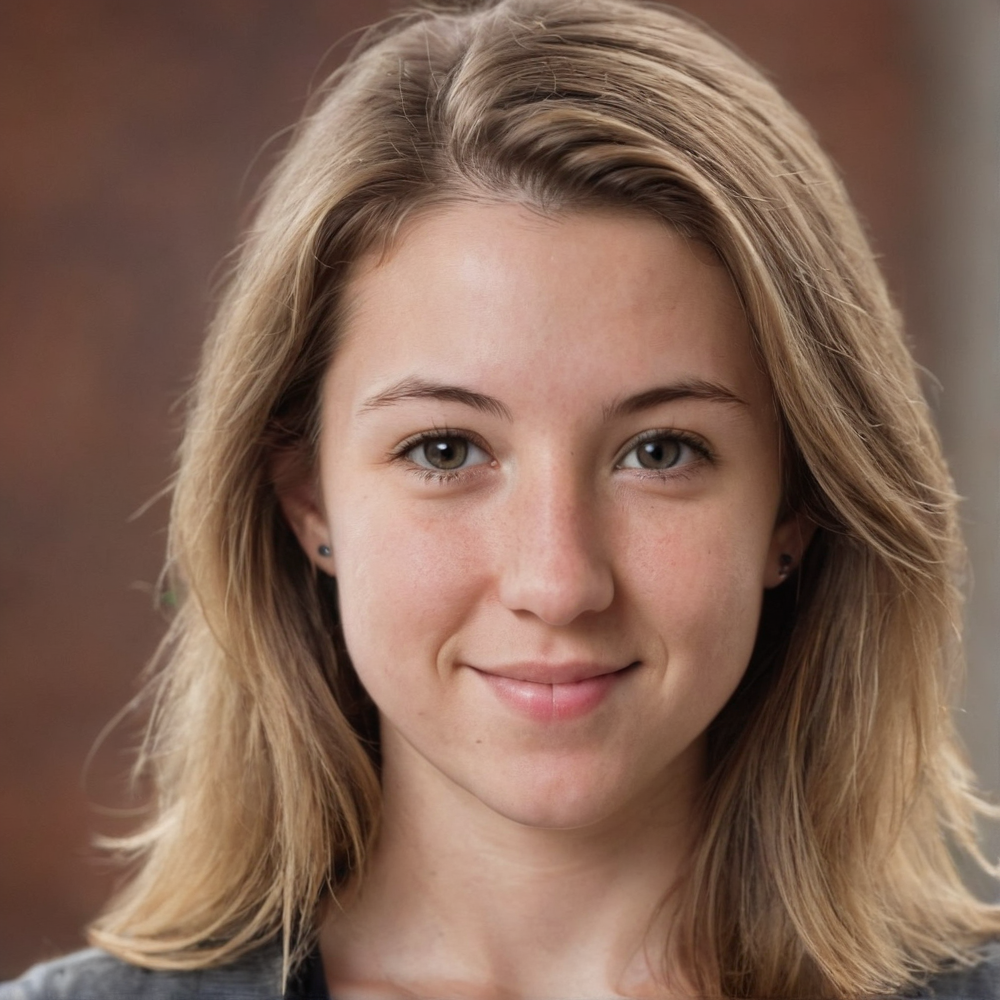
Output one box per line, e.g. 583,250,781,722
0,0,997,978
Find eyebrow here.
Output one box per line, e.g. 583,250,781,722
358,376,514,421
602,379,747,421
357,375,745,422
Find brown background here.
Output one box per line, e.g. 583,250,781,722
0,0,990,978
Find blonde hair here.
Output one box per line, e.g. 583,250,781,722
89,1,1000,994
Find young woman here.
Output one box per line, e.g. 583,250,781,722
4,1,999,997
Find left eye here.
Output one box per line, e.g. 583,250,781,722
406,435,490,471
618,436,690,470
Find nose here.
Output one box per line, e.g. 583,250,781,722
496,467,615,626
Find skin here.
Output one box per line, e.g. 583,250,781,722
279,202,809,999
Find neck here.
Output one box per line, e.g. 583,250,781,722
321,730,704,999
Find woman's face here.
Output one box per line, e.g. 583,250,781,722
284,202,801,830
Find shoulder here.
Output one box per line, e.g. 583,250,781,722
0,945,285,1000
917,941,1000,1000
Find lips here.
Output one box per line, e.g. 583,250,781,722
469,661,637,722
476,660,628,684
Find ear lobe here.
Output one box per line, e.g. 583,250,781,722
271,447,334,574
765,512,816,589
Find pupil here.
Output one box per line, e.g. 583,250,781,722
424,437,467,470
637,439,680,469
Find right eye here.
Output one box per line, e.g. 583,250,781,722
405,434,490,472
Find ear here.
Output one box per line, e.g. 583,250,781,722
764,511,816,589
271,446,335,574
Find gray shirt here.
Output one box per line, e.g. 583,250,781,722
3,941,1000,999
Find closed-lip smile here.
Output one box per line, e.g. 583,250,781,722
473,661,632,684
468,661,639,721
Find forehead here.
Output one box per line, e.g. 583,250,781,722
331,201,770,417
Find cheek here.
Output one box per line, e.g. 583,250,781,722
624,497,771,686
328,493,487,688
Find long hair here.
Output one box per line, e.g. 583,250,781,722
89,1,1000,994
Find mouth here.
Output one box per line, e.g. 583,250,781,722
469,661,639,722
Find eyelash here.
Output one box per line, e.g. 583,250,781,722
390,427,714,484
390,427,493,484
617,428,715,479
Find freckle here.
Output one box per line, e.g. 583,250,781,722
475,739,483,744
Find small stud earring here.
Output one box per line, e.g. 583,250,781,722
778,553,794,580
317,544,332,558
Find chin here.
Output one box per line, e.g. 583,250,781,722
463,757,647,831
479,794,622,832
